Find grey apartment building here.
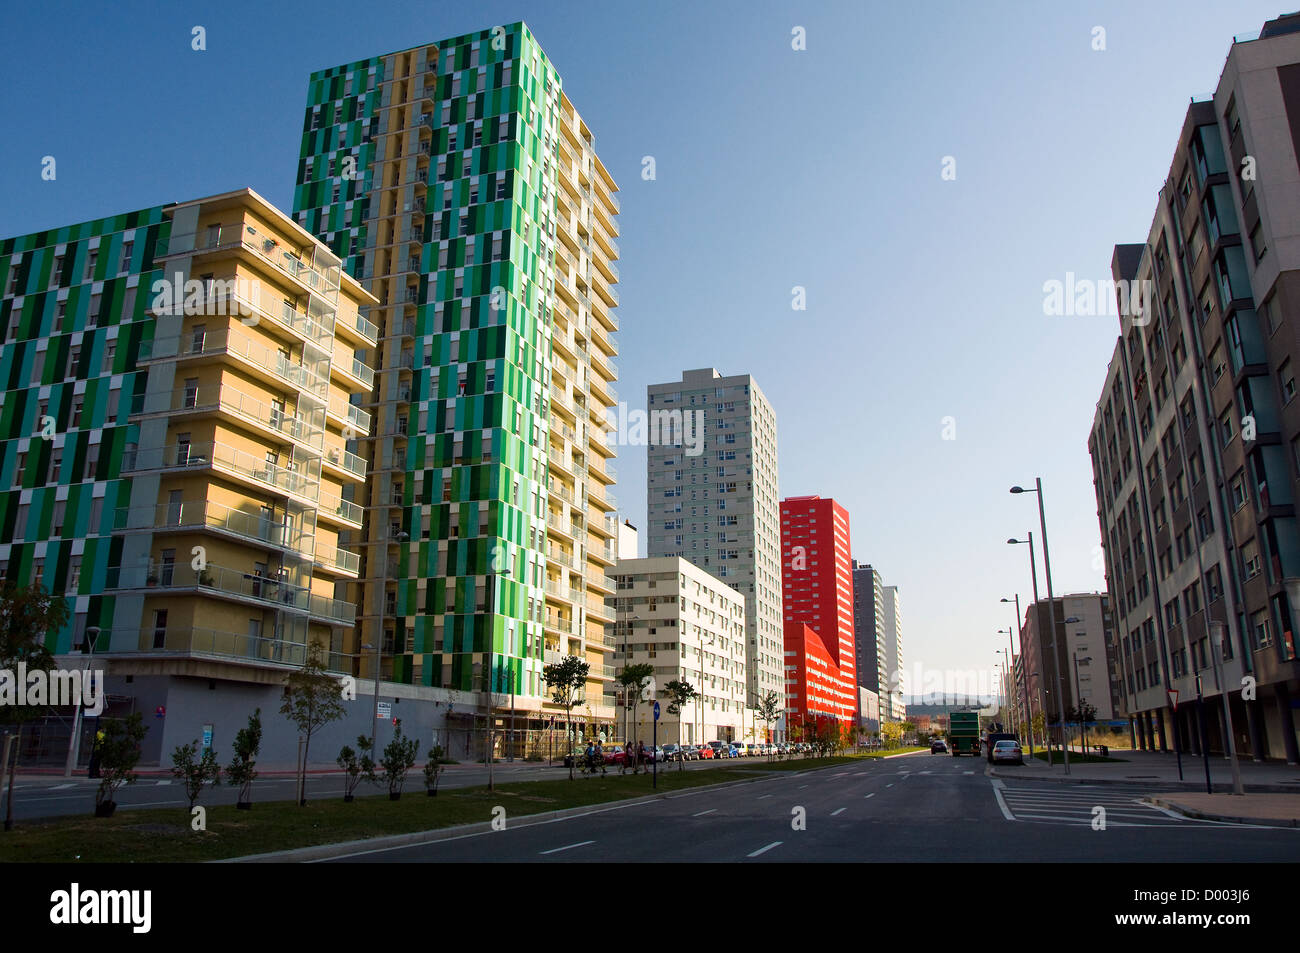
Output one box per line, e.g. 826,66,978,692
1089,14,1300,762
852,560,888,711
646,369,784,723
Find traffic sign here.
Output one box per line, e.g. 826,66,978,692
377,701,392,720
1166,689,1179,711
653,701,661,722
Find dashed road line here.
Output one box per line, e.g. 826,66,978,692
692,808,716,817
747,841,782,858
831,807,846,816
540,840,595,855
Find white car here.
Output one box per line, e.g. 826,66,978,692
991,740,1024,765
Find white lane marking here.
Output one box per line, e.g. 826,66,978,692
863,793,876,799
993,785,1016,821
49,783,74,791
831,807,846,816
539,840,595,855
963,771,975,775
886,783,894,788
692,808,716,817
798,784,808,789
156,780,171,786
747,841,782,858
757,794,773,799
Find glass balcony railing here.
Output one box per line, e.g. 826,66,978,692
318,493,364,526
113,499,307,552
148,385,325,450
157,224,342,300
324,445,368,480
122,441,321,500
138,625,314,669
315,544,362,575
140,329,330,401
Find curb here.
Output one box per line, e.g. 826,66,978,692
986,766,1300,794
1143,796,1300,828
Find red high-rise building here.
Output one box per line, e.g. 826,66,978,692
780,495,858,736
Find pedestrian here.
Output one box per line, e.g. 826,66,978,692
637,740,646,774
622,740,633,775
594,739,606,775
583,739,594,776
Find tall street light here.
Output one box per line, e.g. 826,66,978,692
995,648,1010,729
1072,651,1092,756
999,595,1024,748
1007,536,1048,763
1011,479,1069,774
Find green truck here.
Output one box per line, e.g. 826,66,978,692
947,711,981,757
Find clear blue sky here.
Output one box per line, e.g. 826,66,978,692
0,0,1286,686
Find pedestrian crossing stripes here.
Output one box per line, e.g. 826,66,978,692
995,783,1239,828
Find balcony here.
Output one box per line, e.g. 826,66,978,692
318,493,364,528
113,499,308,554
323,445,368,480
338,354,375,389
108,562,356,624
122,441,321,502
327,394,372,436
140,329,330,402
136,626,321,671
143,384,325,451
315,544,362,576
545,611,573,635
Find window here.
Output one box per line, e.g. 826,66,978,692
1280,358,1296,405
1250,608,1271,649
1229,471,1247,511
1242,537,1261,579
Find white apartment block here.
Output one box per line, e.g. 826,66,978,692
882,585,904,720
645,369,784,720
612,556,749,745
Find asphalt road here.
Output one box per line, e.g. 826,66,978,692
314,754,1300,862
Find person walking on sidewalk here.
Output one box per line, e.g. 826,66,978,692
636,740,647,774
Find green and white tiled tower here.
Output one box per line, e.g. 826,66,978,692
293,22,622,747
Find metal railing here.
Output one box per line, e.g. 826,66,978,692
113,499,307,552
154,385,325,449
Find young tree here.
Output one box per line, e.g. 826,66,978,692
379,726,419,799
881,721,904,749
662,679,698,771
543,656,590,780
226,708,262,809
92,712,147,818
279,643,345,805
617,663,655,748
0,582,71,829
171,740,221,811
336,735,375,801
423,745,446,796
753,690,783,760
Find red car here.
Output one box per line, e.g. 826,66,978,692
602,747,629,766
696,744,715,760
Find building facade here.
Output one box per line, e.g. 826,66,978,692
780,495,857,732
291,22,622,745
646,368,784,725
881,583,904,720
611,556,748,745
1089,14,1300,762
851,560,894,717
0,188,378,763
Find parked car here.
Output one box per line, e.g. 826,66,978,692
745,744,760,757
602,747,628,767
696,744,714,760
706,741,728,758
930,739,948,754
661,744,685,762
991,740,1024,765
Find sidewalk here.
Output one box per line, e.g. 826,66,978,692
987,747,1300,793
1144,792,1300,828
11,758,571,781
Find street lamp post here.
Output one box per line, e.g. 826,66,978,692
64,627,101,778
996,636,1017,737
1000,595,1025,749
1011,478,1070,774
1072,652,1092,756
1008,536,1048,761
